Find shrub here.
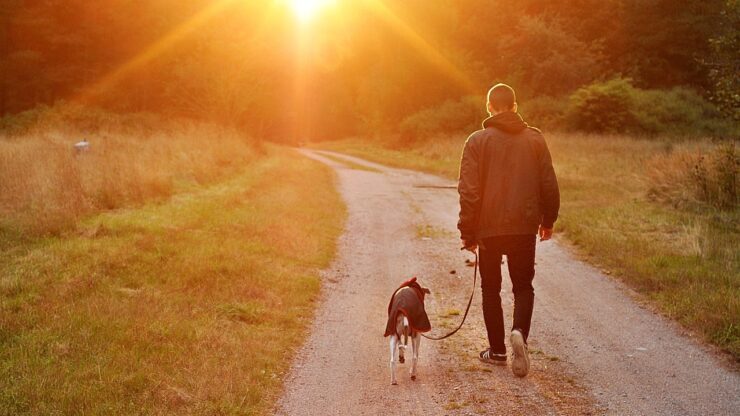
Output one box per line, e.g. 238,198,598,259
519,95,567,129
633,87,732,137
566,78,737,137
0,102,173,137
398,96,484,143
566,78,638,133
647,141,739,210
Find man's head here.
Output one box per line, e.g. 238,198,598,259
487,83,517,115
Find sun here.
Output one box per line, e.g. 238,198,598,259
288,0,335,23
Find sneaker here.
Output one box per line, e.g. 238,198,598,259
510,329,530,377
479,349,507,366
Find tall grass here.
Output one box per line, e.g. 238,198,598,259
1,106,346,414
0,121,257,235
315,135,740,360
647,142,738,210
0,146,344,414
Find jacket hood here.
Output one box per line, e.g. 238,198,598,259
482,111,528,134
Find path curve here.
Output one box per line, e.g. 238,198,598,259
274,149,739,415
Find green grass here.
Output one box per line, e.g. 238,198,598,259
315,135,739,360
444,400,467,411
441,308,461,317
312,151,381,173
0,147,345,415
416,224,454,239
312,138,461,178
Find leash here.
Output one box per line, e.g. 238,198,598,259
421,249,478,340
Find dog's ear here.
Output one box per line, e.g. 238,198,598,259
422,287,431,294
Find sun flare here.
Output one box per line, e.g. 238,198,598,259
289,0,335,22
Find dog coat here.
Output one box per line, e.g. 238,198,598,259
384,277,431,336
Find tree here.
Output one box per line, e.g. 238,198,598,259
705,0,739,120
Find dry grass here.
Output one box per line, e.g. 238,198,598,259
1,109,345,414
0,123,257,235
315,134,740,360
0,146,344,415
647,141,738,210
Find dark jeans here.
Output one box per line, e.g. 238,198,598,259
479,234,536,354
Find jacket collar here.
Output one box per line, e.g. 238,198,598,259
482,111,528,134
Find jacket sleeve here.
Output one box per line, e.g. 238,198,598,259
538,138,560,229
458,134,481,242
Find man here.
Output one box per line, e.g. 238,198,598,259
457,83,560,377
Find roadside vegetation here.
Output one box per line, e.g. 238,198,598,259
314,135,739,360
0,104,264,236
0,113,345,414
397,78,738,144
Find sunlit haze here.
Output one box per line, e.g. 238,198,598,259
289,0,336,22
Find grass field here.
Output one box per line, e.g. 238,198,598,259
314,135,739,360
0,122,259,235
0,146,344,414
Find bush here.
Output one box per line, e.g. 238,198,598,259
519,95,568,130
647,141,739,210
566,78,737,137
398,96,485,143
566,78,638,133
633,87,732,136
0,102,171,137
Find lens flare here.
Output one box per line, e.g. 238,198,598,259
289,0,334,22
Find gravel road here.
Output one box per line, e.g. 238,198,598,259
274,149,739,415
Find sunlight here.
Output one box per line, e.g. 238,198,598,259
289,0,335,23
75,0,238,104
359,0,477,94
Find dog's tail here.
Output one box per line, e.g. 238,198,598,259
402,316,409,346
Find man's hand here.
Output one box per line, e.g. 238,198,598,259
461,239,478,253
538,225,553,241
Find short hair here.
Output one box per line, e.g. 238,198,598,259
487,83,516,112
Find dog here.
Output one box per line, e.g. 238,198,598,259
384,277,431,385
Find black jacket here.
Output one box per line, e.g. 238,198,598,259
457,112,560,241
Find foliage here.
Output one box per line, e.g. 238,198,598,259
399,96,484,143
0,1,734,140
566,78,638,134
0,102,164,137
618,0,726,89
518,95,567,130
566,78,736,137
705,0,740,120
633,88,734,137
498,15,605,97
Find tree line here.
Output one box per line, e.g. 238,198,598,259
1,0,737,140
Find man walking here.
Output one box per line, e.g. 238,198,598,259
457,83,560,377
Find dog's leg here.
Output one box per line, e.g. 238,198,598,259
410,332,420,381
390,334,398,385
399,316,407,364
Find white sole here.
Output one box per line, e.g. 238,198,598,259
510,330,530,377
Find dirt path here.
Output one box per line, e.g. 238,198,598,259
274,150,739,415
